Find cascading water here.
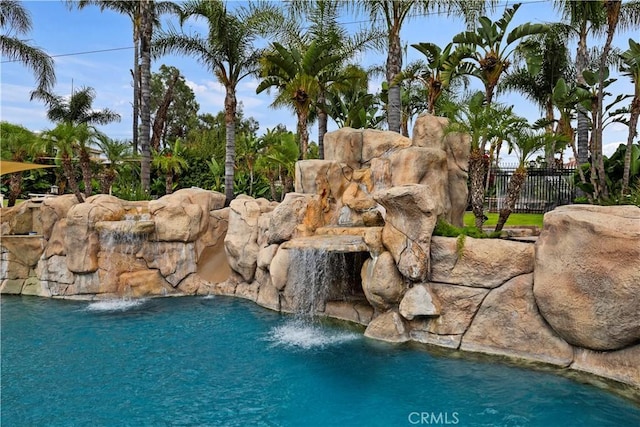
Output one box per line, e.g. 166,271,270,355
287,248,364,318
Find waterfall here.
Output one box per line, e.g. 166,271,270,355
287,248,364,317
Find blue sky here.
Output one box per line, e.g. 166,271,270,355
1,0,636,163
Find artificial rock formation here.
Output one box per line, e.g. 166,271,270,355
1,188,229,298
533,205,640,351
2,116,639,400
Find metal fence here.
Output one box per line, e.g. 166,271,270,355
485,165,577,214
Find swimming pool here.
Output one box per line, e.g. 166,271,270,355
2,295,639,426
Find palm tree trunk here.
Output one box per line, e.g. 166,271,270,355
79,148,93,199
594,0,621,199
469,148,487,229
139,0,152,194
545,100,556,166
317,92,327,160
7,173,22,207
132,39,140,154
62,154,84,203
386,30,402,134
495,167,526,232
576,26,590,167
165,173,173,195
224,86,238,205
297,109,309,160
622,97,639,192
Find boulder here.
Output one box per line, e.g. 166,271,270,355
323,127,363,169
399,284,439,320
0,249,29,280
461,274,574,366
65,196,124,273
39,195,79,239
533,205,640,351
409,283,488,349
412,113,449,149
361,251,406,310
256,281,281,312
1,235,45,267
224,196,273,282
1,278,25,294
364,310,409,343
141,242,197,286
375,184,445,281
117,269,177,297
361,129,412,165
430,236,534,288
149,200,205,242
36,254,74,285
268,193,324,244
572,345,640,388
269,247,291,291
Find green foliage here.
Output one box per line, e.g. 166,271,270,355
574,143,640,204
433,218,500,239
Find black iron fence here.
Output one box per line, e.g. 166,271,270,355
485,165,577,214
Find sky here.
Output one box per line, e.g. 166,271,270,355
1,0,637,164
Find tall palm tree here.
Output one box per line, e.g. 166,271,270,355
1,0,56,93
31,86,121,126
139,0,153,195
620,38,640,192
155,0,276,205
554,1,606,168
257,40,343,160
499,25,573,165
452,3,548,104
71,0,180,154
353,0,488,133
286,0,380,158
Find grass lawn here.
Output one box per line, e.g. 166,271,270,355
464,212,544,228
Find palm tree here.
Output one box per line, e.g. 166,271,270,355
152,139,188,195
71,0,180,154
442,91,518,228
31,86,121,126
1,0,56,93
286,0,380,158
620,38,640,192
353,0,489,133
324,64,384,129
257,40,343,160
554,1,606,168
499,25,573,165
139,0,153,195
395,42,466,115
42,123,94,203
155,0,275,205
494,125,549,232
452,3,548,104
255,128,299,201
95,134,133,195
31,86,119,198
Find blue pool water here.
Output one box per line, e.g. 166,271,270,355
2,295,639,427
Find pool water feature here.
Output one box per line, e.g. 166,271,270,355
2,296,639,426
